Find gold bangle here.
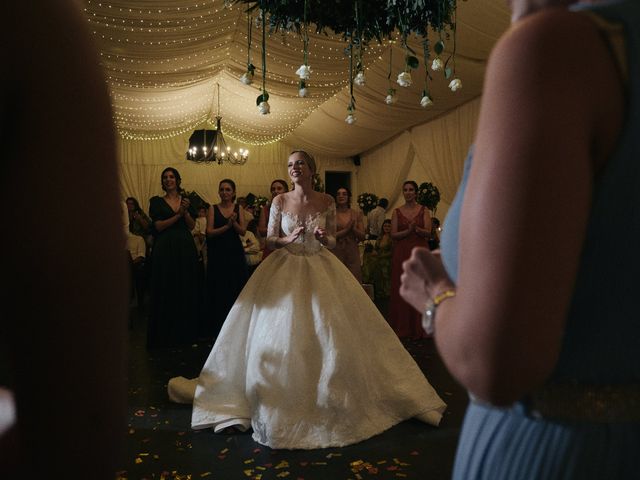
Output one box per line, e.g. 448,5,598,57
422,289,456,335
434,289,456,306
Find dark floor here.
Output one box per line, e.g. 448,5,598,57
117,302,468,480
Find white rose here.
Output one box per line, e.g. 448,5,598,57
431,57,443,72
385,94,395,105
240,72,253,85
345,113,356,125
397,71,412,87
354,71,366,86
295,64,312,80
258,101,271,115
449,78,462,92
420,95,433,107
298,87,308,98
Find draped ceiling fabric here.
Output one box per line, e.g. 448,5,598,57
82,0,510,214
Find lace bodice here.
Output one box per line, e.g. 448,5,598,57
266,200,337,255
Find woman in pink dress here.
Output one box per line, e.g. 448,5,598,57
332,187,366,282
258,179,289,261
389,180,432,339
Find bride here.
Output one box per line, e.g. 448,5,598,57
169,150,446,449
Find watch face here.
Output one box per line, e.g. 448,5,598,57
422,300,436,335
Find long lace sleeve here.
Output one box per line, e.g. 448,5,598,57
324,197,337,249
266,199,282,250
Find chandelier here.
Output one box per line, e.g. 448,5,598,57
186,83,249,165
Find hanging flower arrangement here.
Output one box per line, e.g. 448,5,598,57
232,0,459,111
295,0,311,98
256,7,270,115
420,39,433,107
240,14,255,85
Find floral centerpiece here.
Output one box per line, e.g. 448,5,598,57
357,192,378,215
250,195,270,219
416,182,440,214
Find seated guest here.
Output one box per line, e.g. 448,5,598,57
241,219,262,276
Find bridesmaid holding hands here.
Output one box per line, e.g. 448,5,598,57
205,179,249,339
388,180,432,339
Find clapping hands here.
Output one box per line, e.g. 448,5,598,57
178,197,190,216
283,226,305,245
314,226,327,244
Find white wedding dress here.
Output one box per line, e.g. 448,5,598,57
172,199,446,449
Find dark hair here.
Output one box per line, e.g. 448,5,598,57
125,196,142,213
403,180,418,192
432,217,440,227
289,150,317,174
219,178,237,201
271,179,289,193
382,218,392,225
378,198,389,208
160,167,182,192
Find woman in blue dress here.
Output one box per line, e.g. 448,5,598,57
400,0,639,478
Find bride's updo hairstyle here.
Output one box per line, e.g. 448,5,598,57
290,150,317,175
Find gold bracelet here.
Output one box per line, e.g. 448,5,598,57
422,289,456,335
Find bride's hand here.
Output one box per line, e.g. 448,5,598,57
314,226,327,243
399,247,454,313
283,226,305,245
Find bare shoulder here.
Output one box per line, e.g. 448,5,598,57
492,8,603,71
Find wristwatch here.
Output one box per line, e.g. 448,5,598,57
422,289,456,335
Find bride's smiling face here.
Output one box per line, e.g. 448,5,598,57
288,153,311,183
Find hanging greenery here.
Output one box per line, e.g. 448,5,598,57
233,0,457,43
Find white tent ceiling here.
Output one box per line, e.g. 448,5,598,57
83,0,510,158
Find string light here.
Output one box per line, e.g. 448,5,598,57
83,1,424,143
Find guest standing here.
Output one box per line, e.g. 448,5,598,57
147,167,201,348
258,179,289,260
126,196,153,254
363,219,393,304
1,1,127,476
389,181,432,339
205,179,248,340
367,198,389,239
333,187,366,282
400,1,639,478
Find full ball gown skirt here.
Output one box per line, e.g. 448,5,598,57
190,204,446,449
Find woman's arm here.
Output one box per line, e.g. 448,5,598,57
352,210,366,241
390,209,412,240
266,196,304,249
258,204,269,237
206,205,231,237
231,205,246,236
430,10,624,405
414,208,432,239
153,211,183,233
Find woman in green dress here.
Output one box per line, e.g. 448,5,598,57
363,219,393,308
